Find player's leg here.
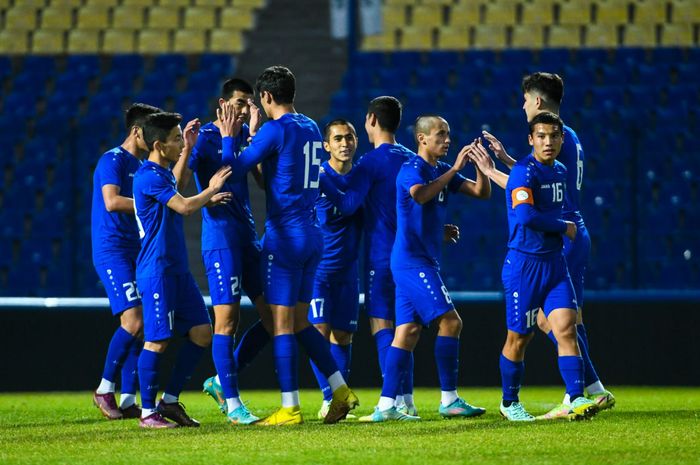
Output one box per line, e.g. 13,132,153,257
118,306,143,418
308,277,334,409
309,323,334,415
499,330,535,421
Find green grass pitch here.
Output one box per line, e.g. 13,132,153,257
1,387,698,465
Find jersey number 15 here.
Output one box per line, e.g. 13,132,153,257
303,141,322,189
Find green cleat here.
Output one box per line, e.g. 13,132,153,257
499,401,535,421
568,396,598,421
202,376,226,414
587,389,616,411
439,398,486,418
536,403,571,421
227,403,260,425
358,406,421,422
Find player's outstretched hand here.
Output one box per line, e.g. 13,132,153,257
209,165,232,192
481,130,514,166
248,98,263,136
183,118,201,151
207,191,233,207
452,144,473,172
443,224,460,244
468,141,496,174
217,102,245,138
564,221,577,240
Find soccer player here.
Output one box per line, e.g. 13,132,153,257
134,112,233,429
319,96,417,414
358,115,490,422
218,65,358,425
92,103,160,420
482,72,614,418
309,119,363,419
172,78,272,424
490,112,598,421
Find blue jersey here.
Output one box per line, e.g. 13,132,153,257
222,113,322,236
559,125,585,226
189,122,257,250
320,143,415,268
316,161,363,274
392,157,465,270
91,146,141,257
133,161,188,278
506,154,568,255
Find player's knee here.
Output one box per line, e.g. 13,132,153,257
439,312,462,337
552,324,577,346
331,330,353,345
214,320,236,336
189,324,213,347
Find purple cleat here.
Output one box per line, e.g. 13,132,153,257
139,412,178,429
93,392,123,420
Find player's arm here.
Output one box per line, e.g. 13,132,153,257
410,145,470,204
468,141,509,190
482,130,516,170
102,184,134,213
220,106,274,181
173,118,201,190
319,162,371,215
167,165,233,216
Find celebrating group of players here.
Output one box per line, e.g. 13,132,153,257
90,64,615,429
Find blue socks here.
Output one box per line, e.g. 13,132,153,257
331,343,352,381
373,328,394,379
380,346,411,399
558,355,585,398
101,326,137,383
234,320,270,374
121,339,142,395
213,334,239,400
435,336,459,392
500,354,524,402
402,350,413,396
295,326,339,378
274,334,298,393
547,327,600,387
137,349,161,410
310,337,333,402
163,340,205,398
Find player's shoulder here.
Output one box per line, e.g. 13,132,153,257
553,159,567,173
97,146,126,163
391,143,417,160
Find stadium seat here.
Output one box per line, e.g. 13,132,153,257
76,5,110,29
199,54,234,75
31,30,66,54
472,25,507,49
558,0,592,25
147,6,180,29
521,1,555,25
195,0,228,5
220,7,255,29
483,1,517,25
184,6,217,29
671,0,700,24
85,0,119,5
661,23,694,47
548,24,582,47
49,0,83,5
4,6,38,30
511,25,545,48
449,3,479,26
103,29,137,53
121,0,152,5
67,29,100,53
633,0,667,24
112,6,145,29
361,32,394,51
411,5,443,27
584,24,619,47
174,29,207,53
595,0,630,24
623,24,657,46
40,6,74,30
138,29,171,53
209,29,245,53
399,26,434,50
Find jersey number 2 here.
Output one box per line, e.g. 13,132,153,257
303,141,322,189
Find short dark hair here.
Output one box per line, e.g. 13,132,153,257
414,115,446,138
522,72,564,107
124,102,161,130
323,118,357,141
368,96,402,133
255,65,295,104
528,111,564,134
143,112,182,151
221,78,254,100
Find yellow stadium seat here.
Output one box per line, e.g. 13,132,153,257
49,0,83,6
76,5,110,29
558,0,592,25
548,24,582,47
67,29,100,53
103,29,137,52
159,0,192,6
672,0,700,24
400,26,433,50
148,6,181,29
195,0,228,5
5,7,38,31
595,0,629,25
411,5,443,27
138,29,171,53
184,6,217,29
449,4,479,26
233,0,266,6
421,0,451,5
438,26,469,50
112,6,145,29
210,28,245,53
32,29,66,54
220,7,255,29
584,24,618,46
385,0,412,5
511,24,545,48
41,7,74,30
623,23,656,46
472,24,507,49
661,23,694,46
361,32,394,51
173,29,207,52
15,0,45,6
84,0,120,6
383,6,407,29
0,31,28,53
483,1,516,25
122,0,155,6
521,1,554,25
633,0,666,24
0,0,10,7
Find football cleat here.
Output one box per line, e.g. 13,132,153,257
324,385,359,424
567,396,598,421
119,403,142,419
536,403,571,421
93,392,123,420
439,398,486,418
257,406,303,426
358,406,421,422
202,376,226,414
227,404,260,425
499,401,535,421
318,401,356,420
157,401,200,427
396,402,418,417
587,390,616,411
139,412,178,429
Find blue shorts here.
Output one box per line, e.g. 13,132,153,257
203,242,264,306
138,273,210,342
502,250,578,335
262,232,323,307
93,251,141,315
393,267,455,327
309,268,360,333
364,266,395,321
564,224,591,308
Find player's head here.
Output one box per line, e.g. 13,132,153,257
143,112,184,163
219,78,255,119
365,96,402,142
256,65,295,116
521,72,564,122
125,102,161,150
528,111,564,165
414,115,450,159
323,119,358,164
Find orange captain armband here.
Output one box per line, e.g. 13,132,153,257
511,187,534,208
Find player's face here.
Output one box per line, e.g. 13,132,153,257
423,120,451,158
528,123,563,165
225,90,253,120
324,124,357,163
523,92,539,122
160,125,185,163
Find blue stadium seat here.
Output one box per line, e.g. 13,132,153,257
538,48,572,68
98,72,136,96
199,54,233,76
153,55,188,78
652,47,684,64
22,56,55,76
353,52,385,69
4,91,38,117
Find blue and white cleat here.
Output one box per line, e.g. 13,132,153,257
227,403,260,425
396,402,419,417
499,401,535,421
358,406,420,423
439,398,486,418
202,376,226,414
